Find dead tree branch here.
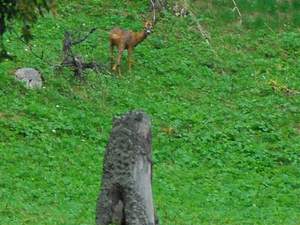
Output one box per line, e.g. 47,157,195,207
232,0,242,23
72,28,97,45
182,0,210,43
149,0,167,11
61,28,107,79
149,0,167,24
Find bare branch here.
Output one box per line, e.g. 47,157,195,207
149,0,167,24
182,0,210,43
150,0,156,24
61,28,108,79
180,0,227,75
232,0,242,23
72,28,97,45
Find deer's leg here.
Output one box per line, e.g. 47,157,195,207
110,43,114,70
113,46,124,75
127,47,133,72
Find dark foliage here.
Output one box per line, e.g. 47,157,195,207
0,0,56,60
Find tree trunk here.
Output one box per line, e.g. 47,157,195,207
149,0,168,11
96,111,158,225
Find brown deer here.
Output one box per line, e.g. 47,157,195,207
109,20,154,75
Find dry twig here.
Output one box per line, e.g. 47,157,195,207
232,0,242,23
182,0,210,43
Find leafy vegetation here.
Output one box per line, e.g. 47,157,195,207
0,0,56,59
0,0,299,224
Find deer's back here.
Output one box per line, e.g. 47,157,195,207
109,28,133,48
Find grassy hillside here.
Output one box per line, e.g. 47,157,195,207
1,0,300,224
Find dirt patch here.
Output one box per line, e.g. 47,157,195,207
0,112,7,119
296,123,300,135
0,112,24,121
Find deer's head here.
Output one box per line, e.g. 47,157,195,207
144,21,153,35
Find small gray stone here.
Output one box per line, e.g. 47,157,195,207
15,68,43,89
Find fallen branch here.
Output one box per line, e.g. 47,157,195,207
61,28,107,79
8,26,108,78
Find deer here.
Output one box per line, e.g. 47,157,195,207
109,20,154,75
109,0,163,75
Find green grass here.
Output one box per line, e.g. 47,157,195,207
1,0,300,224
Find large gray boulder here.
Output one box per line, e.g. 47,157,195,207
15,68,43,89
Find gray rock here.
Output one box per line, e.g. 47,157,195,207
15,68,43,89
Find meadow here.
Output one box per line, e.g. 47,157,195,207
0,0,300,224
